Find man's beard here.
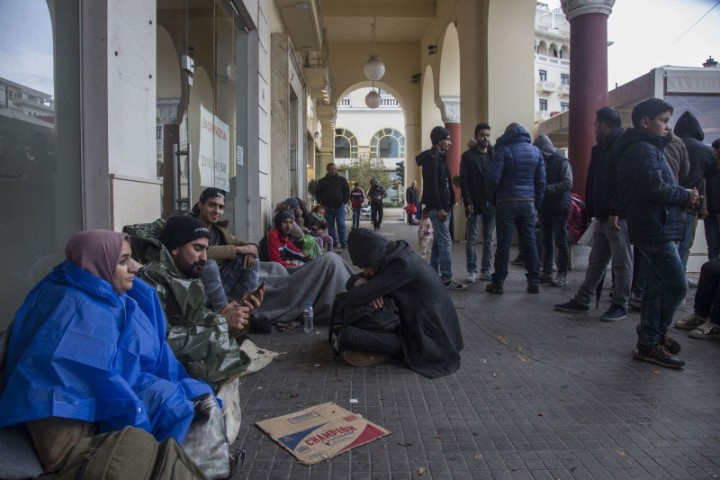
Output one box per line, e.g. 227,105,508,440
179,260,205,278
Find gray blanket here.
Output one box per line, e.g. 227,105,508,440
254,253,355,326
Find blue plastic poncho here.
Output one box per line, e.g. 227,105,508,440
0,261,213,443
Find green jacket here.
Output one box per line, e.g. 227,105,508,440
123,219,249,389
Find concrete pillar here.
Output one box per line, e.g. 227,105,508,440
561,0,615,198
438,95,464,240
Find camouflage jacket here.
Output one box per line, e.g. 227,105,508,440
123,219,249,389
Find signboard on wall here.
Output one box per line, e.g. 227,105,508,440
199,105,229,190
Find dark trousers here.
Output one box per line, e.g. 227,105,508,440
693,259,720,325
371,202,383,229
338,326,403,356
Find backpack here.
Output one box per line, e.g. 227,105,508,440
55,426,208,480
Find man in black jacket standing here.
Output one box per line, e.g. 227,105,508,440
555,107,632,321
616,98,700,368
460,122,495,283
405,180,420,225
315,162,350,249
416,126,466,290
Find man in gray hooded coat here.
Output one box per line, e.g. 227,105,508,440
337,229,463,378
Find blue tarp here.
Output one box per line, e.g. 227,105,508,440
0,261,212,443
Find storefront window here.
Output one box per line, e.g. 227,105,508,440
157,0,245,222
0,0,82,329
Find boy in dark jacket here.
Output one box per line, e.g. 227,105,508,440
616,98,701,369
533,135,572,287
338,229,464,378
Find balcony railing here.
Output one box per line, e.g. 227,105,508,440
535,111,551,122
535,81,557,93
557,84,570,96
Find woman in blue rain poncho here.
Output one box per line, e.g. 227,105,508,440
0,230,213,470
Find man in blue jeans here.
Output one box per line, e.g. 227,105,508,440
416,126,466,290
460,122,496,282
616,98,701,368
315,162,350,248
485,123,546,294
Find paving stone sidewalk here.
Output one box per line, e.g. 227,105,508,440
232,210,720,480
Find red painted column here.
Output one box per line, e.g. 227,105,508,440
562,0,615,198
439,96,462,199
445,122,462,198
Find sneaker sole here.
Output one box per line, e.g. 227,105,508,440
554,306,589,314
342,351,391,367
673,322,705,331
632,351,684,368
688,331,720,339
601,315,627,322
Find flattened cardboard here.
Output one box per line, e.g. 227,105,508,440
256,402,391,465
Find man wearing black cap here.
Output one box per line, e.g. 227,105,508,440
190,188,262,312
334,228,463,378
415,126,467,290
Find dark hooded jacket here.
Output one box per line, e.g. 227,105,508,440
345,229,463,378
486,125,546,208
674,111,717,213
416,146,455,210
459,144,493,213
585,126,624,221
533,135,572,214
615,129,690,245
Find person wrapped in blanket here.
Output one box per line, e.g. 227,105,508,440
332,228,464,378
0,230,214,473
264,209,311,267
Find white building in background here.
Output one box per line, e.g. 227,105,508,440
334,87,406,201
534,1,570,124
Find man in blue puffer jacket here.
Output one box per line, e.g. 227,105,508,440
616,98,701,369
485,123,546,294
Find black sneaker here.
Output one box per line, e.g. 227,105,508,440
634,344,685,368
554,299,589,313
660,335,681,355
527,284,540,294
444,279,468,291
486,283,503,294
540,273,554,284
510,255,524,265
601,305,627,322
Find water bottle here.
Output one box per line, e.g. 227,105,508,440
303,301,314,333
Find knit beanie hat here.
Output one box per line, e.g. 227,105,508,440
430,126,450,145
160,216,211,250
273,209,294,231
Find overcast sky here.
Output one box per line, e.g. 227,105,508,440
1,0,718,95
549,0,720,88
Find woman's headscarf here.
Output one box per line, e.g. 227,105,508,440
64,230,130,286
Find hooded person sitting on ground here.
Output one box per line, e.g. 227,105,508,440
333,228,463,378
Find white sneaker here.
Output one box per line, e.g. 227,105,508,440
466,272,477,283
